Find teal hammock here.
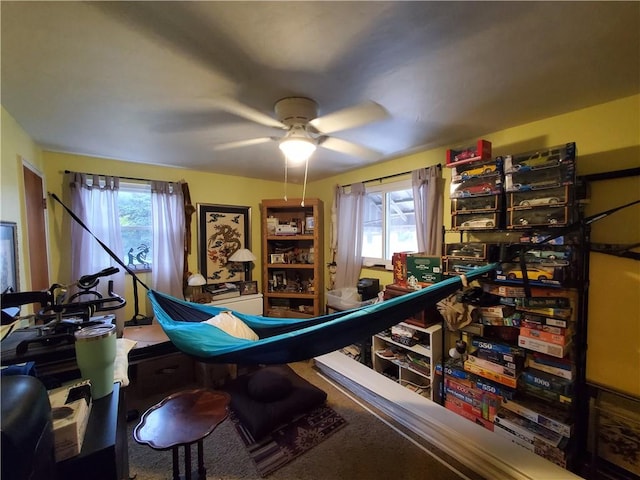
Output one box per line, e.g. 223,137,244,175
149,263,499,364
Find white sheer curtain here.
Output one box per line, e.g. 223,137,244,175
69,173,126,333
151,181,185,297
334,182,366,289
412,165,445,255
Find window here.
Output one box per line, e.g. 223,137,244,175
118,182,153,271
361,180,417,269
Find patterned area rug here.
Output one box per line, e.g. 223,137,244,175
231,405,348,477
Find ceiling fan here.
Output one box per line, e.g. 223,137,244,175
210,96,389,164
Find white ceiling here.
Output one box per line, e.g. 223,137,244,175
2,1,638,183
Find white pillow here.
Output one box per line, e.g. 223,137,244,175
203,311,259,341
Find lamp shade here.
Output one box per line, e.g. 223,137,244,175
229,248,256,262
187,273,206,286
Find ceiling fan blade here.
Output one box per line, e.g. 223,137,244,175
309,101,389,134
209,97,286,129
318,136,382,161
212,137,275,151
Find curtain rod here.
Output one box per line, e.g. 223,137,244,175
340,163,441,189
63,169,178,184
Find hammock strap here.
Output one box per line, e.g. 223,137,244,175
49,192,150,291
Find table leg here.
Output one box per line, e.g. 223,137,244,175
185,444,192,480
172,447,180,480
197,439,206,479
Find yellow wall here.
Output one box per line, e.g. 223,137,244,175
1,106,44,292
2,95,639,395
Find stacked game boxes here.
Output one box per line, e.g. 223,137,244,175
437,359,515,432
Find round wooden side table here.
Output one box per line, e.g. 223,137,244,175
133,388,231,480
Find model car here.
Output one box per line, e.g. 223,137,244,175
455,197,496,211
511,149,562,171
460,164,497,180
449,245,484,258
523,249,569,261
517,214,558,226
460,217,495,228
511,179,560,192
452,263,482,273
454,150,477,162
459,182,494,196
503,265,555,281
518,196,561,207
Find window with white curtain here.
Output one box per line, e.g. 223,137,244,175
361,179,417,269
118,181,153,271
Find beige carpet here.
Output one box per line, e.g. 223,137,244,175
127,360,486,480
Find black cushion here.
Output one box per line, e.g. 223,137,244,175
223,364,327,439
247,367,293,402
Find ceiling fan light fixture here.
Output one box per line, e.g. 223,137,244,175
279,137,316,165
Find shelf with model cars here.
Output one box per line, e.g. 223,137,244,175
508,206,571,229
503,142,575,174
441,137,587,471
509,186,571,209
445,139,492,167
452,195,501,213
450,176,503,198
451,157,503,182
452,212,498,230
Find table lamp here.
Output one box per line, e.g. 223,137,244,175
186,273,207,301
229,248,256,281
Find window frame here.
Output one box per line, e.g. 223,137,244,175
118,180,153,273
361,178,417,270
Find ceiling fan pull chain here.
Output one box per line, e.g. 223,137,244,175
283,156,288,201
301,157,310,207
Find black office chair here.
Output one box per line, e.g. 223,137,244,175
1,375,56,480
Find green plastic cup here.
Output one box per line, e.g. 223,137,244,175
74,323,117,399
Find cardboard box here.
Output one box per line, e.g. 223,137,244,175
48,380,92,462
406,255,442,284
392,251,410,286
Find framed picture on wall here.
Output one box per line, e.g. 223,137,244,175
0,221,18,293
197,204,251,285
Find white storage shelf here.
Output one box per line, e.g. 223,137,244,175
372,322,442,401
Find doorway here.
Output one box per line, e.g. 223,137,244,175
22,162,49,291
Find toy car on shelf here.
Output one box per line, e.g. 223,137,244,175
452,195,500,213
446,139,492,167
444,258,488,275
450,178,502,198
503,142,576,174
500,265,555,281
461,217,495,228
508,186,570,210
518,196,561,207
515,248,571,266
446,243,486,259
453,213,498,230
508,206,568,228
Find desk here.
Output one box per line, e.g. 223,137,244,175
57,382,128,480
